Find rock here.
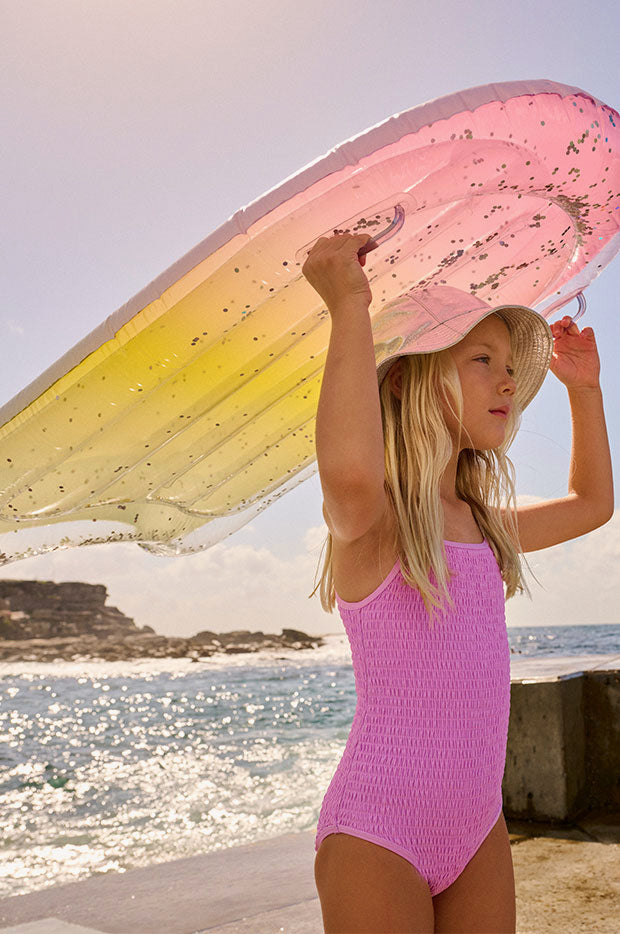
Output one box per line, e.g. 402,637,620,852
0,580,136,641
281,628,310,641
190,630,220,644
280,627,323,648
219,630,272,645
0,579,325,661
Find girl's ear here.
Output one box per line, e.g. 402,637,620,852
387,358,403,399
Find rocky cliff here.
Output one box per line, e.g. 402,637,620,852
0,580,324,661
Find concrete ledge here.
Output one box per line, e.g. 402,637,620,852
504,667,620,820
0,831,317,934
0,922,107,934
201,898,322,933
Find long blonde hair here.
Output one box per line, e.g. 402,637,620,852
310,314,535,628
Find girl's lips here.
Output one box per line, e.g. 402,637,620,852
490,409,508,418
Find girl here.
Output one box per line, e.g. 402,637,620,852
301,232,613,934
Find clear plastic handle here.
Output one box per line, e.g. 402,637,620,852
295,193,415,265
565,291,587,325
358,204,405,255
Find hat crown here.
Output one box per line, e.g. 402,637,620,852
385,285,492,323
372,285,496,355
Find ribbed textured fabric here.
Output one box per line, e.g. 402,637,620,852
315,539,511,897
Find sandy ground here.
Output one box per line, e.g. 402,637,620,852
508,811,620,934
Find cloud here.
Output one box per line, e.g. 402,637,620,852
1,506,617,640
304,523,328,555
4,319,25,336
507,508,620,626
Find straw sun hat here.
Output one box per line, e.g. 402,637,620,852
374,285,554,412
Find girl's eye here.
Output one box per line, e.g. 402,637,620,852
475,356,514,377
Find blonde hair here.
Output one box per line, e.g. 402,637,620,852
310,314,535,628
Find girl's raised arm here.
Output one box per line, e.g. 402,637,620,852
302,234,387,542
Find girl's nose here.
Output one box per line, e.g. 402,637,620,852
501,373,516,394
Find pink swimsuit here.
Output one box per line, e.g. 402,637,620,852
315,539,510,897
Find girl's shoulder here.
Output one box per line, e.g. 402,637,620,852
329,496,485,604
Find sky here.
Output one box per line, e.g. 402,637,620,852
1,0,619,637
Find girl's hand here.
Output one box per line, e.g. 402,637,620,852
549,316,601,390
301,233,377,313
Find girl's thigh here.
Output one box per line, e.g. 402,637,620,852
315,832,435,933
432,812,516,934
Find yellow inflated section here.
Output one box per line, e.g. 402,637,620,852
0,239,328,552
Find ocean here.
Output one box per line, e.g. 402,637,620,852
1,623,618,899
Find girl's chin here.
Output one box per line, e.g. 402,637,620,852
457,433,506,453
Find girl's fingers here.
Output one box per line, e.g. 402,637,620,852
357,237,379,257
307,231,373,258
552,316,583,336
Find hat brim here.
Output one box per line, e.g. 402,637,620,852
376,303,553,412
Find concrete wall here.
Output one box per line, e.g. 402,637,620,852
503,669,619,821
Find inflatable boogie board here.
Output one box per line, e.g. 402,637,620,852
1,79,619,563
